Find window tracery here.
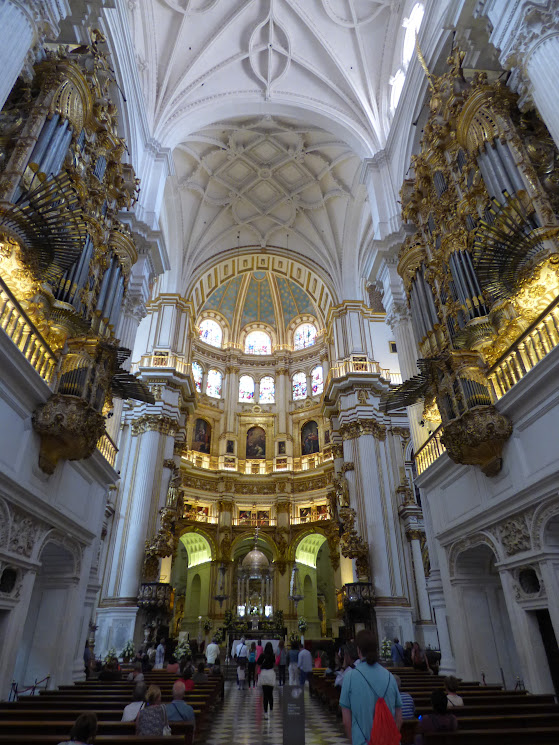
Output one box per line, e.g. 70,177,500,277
206,369,222,398
311,365,324,396
292,372,307,400
239,375,255,402
192,361,203,393
245,330,272,355
293,323,317,350
199,318,223,348
259,376,275,404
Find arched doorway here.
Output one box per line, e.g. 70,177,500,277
174,532,213,635
13,541,79,688
295,532,336,638
452,542,519,687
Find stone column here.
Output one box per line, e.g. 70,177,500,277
224,365,239,433
481,3,559,149
408,530,432,621
254,380,260,403
276,363,288,435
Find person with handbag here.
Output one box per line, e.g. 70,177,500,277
166,680,195,726
257,642,276,718
136,685,172,736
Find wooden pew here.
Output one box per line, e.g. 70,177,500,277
422,728,559,744
0,738,185,745
0,720,194,743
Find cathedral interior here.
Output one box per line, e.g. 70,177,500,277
1,0,559,702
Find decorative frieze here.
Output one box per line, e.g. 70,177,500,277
340,418,386,441
131,414,179,437
499,514,532,556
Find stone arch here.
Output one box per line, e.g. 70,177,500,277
178,527,216,564
0,497,10,546
289,527,329,564
35,531,82,578
448,532,502,579
531,498,559,550
231,531,278,562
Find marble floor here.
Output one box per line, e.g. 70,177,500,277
204,681,348,745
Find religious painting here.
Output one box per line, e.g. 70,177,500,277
226,439,235,454
246,425,266,459
257,510,269,525
300,506,311,522
316,505,329,520
278,440,286,455
301,420,319,455
239,510,252,525
196,506,209,521
192,418,211,453
324,429,330,445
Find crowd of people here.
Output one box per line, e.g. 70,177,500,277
61,631,462,745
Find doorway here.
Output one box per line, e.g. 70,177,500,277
535,609,559,695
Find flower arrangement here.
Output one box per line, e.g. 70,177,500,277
203,618,212,633
175,639,191,659
224,609,233,629
381,638,392,660
298,617,308,633
214,628,224,644
104,648,117,665
121,640,135,660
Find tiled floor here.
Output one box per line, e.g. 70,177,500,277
204,681,348,745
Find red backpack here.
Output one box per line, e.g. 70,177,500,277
355,667,401,745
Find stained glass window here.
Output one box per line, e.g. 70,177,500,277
311,365,324,396
199,318,222,348
192,361,203,393
259,376,275,404
293,323,317,350
239,375,255,402
292,372,307,400
245,330,272,355
206,368,222,398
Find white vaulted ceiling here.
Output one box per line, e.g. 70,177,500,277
175,115,370,284
125,0,422,292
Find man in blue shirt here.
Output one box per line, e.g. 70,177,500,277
391,637,405,667
166,680,195,726
340,630,402,745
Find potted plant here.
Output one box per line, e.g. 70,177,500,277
121,640,135,662
203,618,212,633
381,637,392,661
175,639,191,660
298,617,308,635
103,648,117,665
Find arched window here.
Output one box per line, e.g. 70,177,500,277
192,361,203,393
239,375,255,402
206,369,222,398
259,376,275,404
402,3,424,68
311,365,324,396
390,68,406,112
292,372,307,400
245,330,272,355
199,318,222,348
293,322,317,350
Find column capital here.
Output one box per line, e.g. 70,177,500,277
385,301,411,331
339,418,387,441
131,414,179,437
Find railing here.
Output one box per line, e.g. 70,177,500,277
326,357,401,389
0,276,58,385
488,296,559,400
232,517,277,527
181,449,333,474
96,431,118,467
182,510,218,524
414,426,446,476
132,353,192,377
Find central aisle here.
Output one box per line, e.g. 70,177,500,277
205,680,348,745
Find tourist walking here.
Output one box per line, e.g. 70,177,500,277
154,638,165,669
288,640,299,685
297,642,313,686
277,639,287,686
340,629,402,745
247,642,257,688
411,642,430,672
257,641,276,718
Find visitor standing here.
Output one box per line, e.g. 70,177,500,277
255,638,263,682
206,636,220,666
257,641,276,718
247,642,257,688
411,642,430,673
297,642,313,686
391,638,405,667
155,639,165,669
288,640,299,685
277,640,287,686
340,629,402,745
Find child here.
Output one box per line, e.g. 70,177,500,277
237,656,247,690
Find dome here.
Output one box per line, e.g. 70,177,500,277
242,548,269,575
